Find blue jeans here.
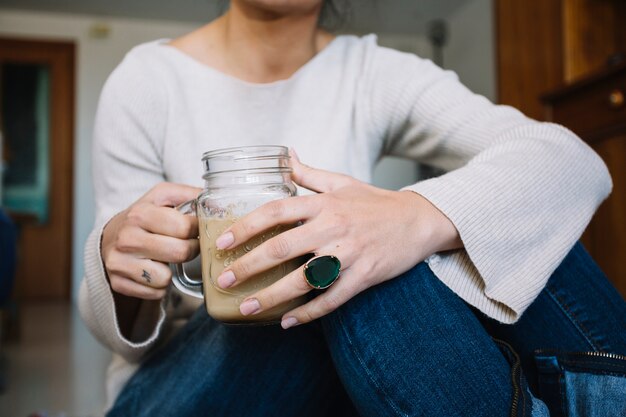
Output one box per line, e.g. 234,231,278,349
108,243,626,416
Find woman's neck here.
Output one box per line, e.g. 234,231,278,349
171,2,334,84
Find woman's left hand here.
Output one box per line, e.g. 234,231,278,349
214,150,462,329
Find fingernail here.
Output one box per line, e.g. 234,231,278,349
289,148,300,161
216,232,234,249
281,317,299,329
217,270,236,289
240,298,261,316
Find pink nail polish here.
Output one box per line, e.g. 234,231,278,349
216,232,234,249
217,270,236,289
240,299,261,316
281,317,299,329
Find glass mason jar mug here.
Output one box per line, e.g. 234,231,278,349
172,146,307,324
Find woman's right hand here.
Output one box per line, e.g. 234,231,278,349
101,183,202,301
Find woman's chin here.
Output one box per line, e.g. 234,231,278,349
233,0,323,17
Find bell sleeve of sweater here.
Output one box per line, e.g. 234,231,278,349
79,49,169,362
366,45,612,323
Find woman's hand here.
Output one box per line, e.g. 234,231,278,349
215,150,462,329
102,183,202,301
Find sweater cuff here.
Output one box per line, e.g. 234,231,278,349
403,178,531,324
82,222,167,362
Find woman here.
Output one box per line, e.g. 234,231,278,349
80,1,626,415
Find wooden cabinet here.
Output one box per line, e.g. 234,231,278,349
497,0,626,298
543,63,626,297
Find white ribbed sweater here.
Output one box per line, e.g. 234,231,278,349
80,34,611,407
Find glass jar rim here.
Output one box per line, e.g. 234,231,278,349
201,145,289,161
202,166,292,180
202,145,292,178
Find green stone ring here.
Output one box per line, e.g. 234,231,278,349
304,255,342,290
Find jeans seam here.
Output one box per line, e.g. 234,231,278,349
559,358,626,369
558,372,568,417
546,287,601,352
336,311,407,417
134,384,141,417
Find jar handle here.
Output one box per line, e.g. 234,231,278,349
170,199,204,299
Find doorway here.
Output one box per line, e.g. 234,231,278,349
0,38,75,300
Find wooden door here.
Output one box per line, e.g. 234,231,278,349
0,38,75,300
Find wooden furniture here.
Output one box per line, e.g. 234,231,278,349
497,0,626,298
497,0,626,118
0,38,75,300
543,63,626,297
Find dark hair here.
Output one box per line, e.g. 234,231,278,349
319,0,351,30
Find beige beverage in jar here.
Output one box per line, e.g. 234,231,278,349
171,145,305,324
199,216,305,323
